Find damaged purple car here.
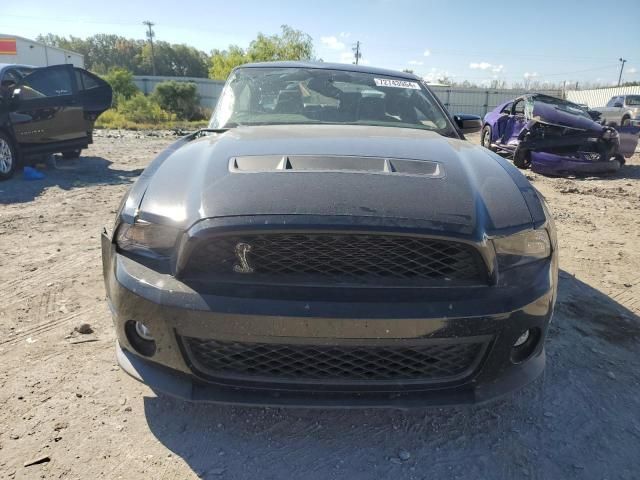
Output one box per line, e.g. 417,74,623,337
481,94,639,175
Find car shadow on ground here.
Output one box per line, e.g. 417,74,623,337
141,271,640,480
581,163,640,180
532,163,640,181
0,155,143,204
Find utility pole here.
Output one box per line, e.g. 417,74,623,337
143,20,157,76
618,57,627,86
352,41,361,65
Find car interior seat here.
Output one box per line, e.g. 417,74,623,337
274,89,303,114
386,95,418,124
358,97,387,121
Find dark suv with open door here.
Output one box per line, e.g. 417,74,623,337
0,63,112,180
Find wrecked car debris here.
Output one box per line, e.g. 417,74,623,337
481,94,639,175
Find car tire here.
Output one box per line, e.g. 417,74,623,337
621,116,631,127
481,125,496,152
61,149,82,159
0,132,18,181
513,147,531,169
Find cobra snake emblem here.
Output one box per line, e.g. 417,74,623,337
233,242,254,274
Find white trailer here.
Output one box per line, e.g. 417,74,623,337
0,34,84,68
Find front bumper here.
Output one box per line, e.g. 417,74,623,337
531,151,623,175
102,230,556,408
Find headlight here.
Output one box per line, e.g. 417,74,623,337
116,220,180,259
493,229,551,269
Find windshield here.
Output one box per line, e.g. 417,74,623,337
626,95,640,106
210,67,455,135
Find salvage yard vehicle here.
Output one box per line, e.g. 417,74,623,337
0,63,112,180
102,62,558,408
481,94,639,175
592,95,640,127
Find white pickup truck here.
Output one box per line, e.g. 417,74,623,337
592,95,640,127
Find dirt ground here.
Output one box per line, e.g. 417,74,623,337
1,130,639,480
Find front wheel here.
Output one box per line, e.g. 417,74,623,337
481,125,496,152
513,147,531,169
621,116,631,127
0,132,17,181
61,149,82,160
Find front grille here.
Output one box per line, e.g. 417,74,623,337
183,233,485,286
183,338,485,383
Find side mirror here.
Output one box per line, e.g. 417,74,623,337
454,114,482,134
613,102,623,108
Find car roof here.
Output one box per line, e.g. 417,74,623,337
0,63,36,75
235,61,421,81
0,63,35,69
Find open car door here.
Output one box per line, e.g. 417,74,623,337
500,98,529,148
10,64,86,151
73,68,112,130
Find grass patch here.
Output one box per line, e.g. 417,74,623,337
96,109,208,130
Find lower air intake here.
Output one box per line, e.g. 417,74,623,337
183,338,485,383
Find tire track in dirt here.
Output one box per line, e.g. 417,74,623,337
0,251,97,306
608,275,640,314
0,306,99,348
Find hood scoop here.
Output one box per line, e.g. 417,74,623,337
230,155,444,178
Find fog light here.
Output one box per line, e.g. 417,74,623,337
135,321,154,341
514,329,530,347
125,320,156,357
510,327,541,364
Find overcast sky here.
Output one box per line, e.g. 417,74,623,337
1,0,637,85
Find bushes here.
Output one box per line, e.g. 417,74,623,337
96,93,172,129
95,109,207,130
152,81,201,121
103,68,139,106
96,69,208,129
118,94,172,124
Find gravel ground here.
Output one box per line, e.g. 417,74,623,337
1,130,639,480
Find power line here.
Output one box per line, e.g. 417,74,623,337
142,20,156,76
0,13,141,26
361,40,629,62
431,64,620,81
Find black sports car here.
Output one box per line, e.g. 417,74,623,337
102,62,558,408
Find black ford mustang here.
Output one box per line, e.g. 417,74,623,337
102,62,558,408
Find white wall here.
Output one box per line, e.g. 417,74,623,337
0,34,84,68
566,86,640,108
133,76,225,109
430,87,563,117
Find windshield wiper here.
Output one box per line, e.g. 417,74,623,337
438,130,459,139
195,128,231,135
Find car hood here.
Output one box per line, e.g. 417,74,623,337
136,125,537,236
531,100,603,132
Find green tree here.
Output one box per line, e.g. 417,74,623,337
248,25,313,62
103,68,139,103
152,81,200,120
139,42,209,77
208,25,314,80
37,33,210,77
209,45,247,81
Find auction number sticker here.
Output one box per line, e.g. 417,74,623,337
374,78,421,89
